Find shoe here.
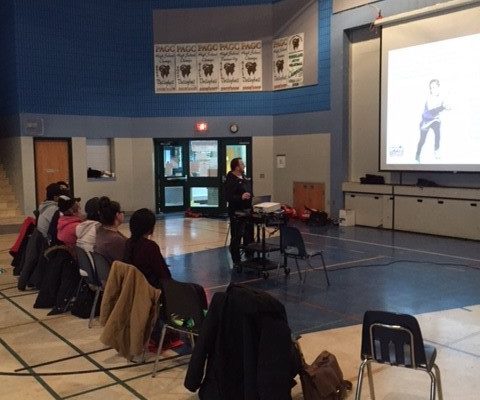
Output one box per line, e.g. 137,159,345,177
434,150,440,159
415,155,421,163
148,338,184,354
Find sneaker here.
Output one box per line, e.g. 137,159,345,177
148,338,184,354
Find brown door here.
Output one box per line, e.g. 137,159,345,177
293,181,325,213
34,139,71,205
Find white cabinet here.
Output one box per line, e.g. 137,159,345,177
345,193,393,228
343,182,480,240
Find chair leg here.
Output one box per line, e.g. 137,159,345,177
88,288,101,329
428,370,437,400
152,324,168,377
74,277,83,300
366,360,376,400
305,259,313,284
320,252,330,286
433,364,443,400
354,359,368,400
294,258,303,283
189,333,195,350
225,223,230,246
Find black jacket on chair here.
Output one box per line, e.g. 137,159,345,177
185,284,297,400
34,246,80,312
17,228,48,290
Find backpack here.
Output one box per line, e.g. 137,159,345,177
295,340,352,400
71,281,102,319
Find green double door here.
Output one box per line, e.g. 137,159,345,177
154,137,252,214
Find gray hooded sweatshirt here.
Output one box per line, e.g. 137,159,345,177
37,201,58,238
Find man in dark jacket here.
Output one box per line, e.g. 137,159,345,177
185,284,298,400
224,158,254,267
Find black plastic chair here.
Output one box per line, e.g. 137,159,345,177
152,279,207,377
355,310,443,400
277,226,330,285
91,252,111,287
74,246,101,328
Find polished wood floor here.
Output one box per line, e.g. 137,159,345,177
1,218,480,399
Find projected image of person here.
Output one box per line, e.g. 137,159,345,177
415,79,449,162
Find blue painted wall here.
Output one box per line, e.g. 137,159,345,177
11,0,331,117
0,0,18,116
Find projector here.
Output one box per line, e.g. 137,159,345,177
253,202,281,214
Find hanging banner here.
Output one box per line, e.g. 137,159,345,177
272,36,289,90
241,40,263,91
197,43,220,92
219,42,242,92
154,40,263,93
288,33,304,88
154,44,176,93
175,43,198,92
272,33,304,90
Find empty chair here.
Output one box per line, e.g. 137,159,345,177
74,246,101,328
152,279,207,377
277,225,330,285
354,310,443,400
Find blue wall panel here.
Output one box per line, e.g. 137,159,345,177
0,0,18,116
12,0,331,117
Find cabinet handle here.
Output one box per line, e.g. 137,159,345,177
390,197,394,200
350,194,356,198
374,196,379,200
471,203,478,207
438,200,444,205
417,199,423,203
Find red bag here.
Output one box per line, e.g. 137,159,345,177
281,204,297,218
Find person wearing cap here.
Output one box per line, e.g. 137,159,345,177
37,183,63,239
57,195,84,247
76,197,101,253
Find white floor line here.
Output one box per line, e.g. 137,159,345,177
303,232,480,263
205,255,386,291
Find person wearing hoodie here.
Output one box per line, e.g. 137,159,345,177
37,183,63,238
76,197,101,253
57,196,84,247
224,157,254,267
94,197,127,265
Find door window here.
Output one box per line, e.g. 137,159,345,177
164,145,184,178
189,140,218,177
225,144,247,174
190,187,219,208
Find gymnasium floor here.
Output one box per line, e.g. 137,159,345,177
1,216,480,399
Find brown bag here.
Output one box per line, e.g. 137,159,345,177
295,341,352,400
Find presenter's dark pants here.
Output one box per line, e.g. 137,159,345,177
416,120,441,159
229,216,254,265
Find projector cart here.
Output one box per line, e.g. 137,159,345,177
236,211,289,280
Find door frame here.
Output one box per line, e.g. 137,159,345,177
33,137,74,206
154,137,252,215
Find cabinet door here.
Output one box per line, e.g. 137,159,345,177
345,193,383,227
433,199,480,240
307,183,325,211
293,182,325,212
293,182,308,213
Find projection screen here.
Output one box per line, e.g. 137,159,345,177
380,6,480,172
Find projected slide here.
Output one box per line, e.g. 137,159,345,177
384,33,480,169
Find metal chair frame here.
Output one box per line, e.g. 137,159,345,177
152,280,206,377
355,321,444,400
74,246,104,328
276,226,330,285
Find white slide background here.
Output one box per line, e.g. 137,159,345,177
386,33,480,166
